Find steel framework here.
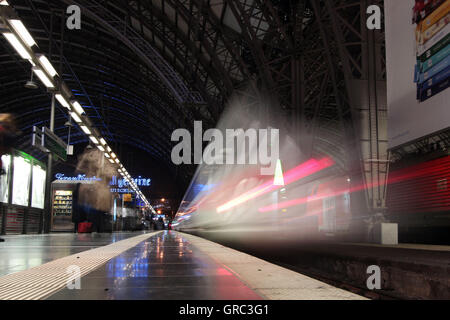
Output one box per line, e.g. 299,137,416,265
0,0,388,212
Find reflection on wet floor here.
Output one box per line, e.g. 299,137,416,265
48,231,262,300
0,232,148,277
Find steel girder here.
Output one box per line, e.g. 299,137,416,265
321,0,388,211
0,0,192,175
207,0,387,213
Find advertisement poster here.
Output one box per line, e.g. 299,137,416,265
386,0,450,149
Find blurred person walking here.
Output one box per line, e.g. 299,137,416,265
0,114,20,242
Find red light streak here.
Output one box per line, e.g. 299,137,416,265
217,158,334,213
258,158,449,213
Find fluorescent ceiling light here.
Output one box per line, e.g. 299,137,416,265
9,19,36,47
104,153,110,158
108,158,114,164
106,146,112,153
0,1,10,6
38,55,58,77
89,136,99,145
110,152,116,159
115,158,120,164
97,145,105,152
80,125,91,135
32,67,54,88
71,101,84,115
99,138,106,145
3,33,31,59
70,112,81,123
55,94,70,109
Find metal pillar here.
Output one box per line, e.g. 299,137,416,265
42,94,56,234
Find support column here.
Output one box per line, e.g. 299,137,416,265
42,94,56,234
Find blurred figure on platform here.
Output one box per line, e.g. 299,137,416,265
158,217,165,230
74,148,115,233
0,114,19,174
0,114,20,242
72,183,87,233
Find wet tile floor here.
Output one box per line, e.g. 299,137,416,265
47,231,262,300
0,232,144,277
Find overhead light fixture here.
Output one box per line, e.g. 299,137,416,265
55,94,70,109
32,67,54,88
24,71,38,89
106,146,112,153
89,136,99,145
80,125,91,135
108,158,114,164
99,138,106,145
97,145,105,152
70,112,81,123
110,152,116,159
71,101,84,115
104,153,110,158
115,158,120,164
38,55,58,77
3,33,32,60
8,19,36,47
0,1,10,6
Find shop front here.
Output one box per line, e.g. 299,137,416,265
49,172,150,233
0,150,46,235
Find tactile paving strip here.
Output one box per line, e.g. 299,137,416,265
0,231,161,300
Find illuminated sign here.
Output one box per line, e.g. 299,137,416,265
109,176,151,187
54,173,151,194
55,173,101,181
109,175,151,193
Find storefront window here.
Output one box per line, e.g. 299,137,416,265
0,155,11,203
31,165,46,209
12,156,31,206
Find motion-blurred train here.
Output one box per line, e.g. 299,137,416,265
172,157,354,242
173,153,450,244
386,154,450,243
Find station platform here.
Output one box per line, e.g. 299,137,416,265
198,232,450,300
0,231,365,300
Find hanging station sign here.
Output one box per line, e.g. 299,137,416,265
32,126,68,161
